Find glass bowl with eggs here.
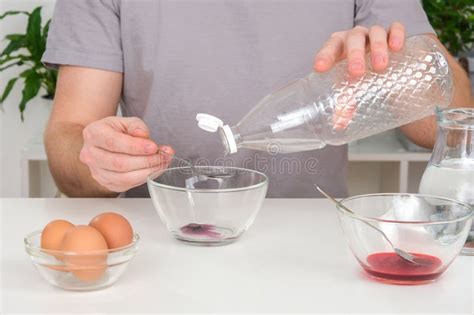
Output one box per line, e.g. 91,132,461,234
24,213,139,291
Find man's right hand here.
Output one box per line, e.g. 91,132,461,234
79,116,174,193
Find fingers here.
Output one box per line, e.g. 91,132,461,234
124,117,151,139
369,25,388,71
104,116,151,139
314,32,345,72
346,26,368,77
388,22,405,51
83,120,158,155
81,146,173,173
81,116,176,192
158,145,175,156
315,23,406,76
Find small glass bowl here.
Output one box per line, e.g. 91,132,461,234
336,194,473,285
148,166,268,246
24,231,140,291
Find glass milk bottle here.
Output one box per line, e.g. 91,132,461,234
196,35,453,155
419,108,474,255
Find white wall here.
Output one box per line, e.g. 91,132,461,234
0,0,56,197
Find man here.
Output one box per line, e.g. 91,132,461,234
43,0,472,198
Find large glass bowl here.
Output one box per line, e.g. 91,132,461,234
336,194,472,285
147,166,268,245
24,231,139,291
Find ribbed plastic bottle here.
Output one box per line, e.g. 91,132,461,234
196,35,453,155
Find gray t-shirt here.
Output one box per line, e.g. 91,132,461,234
43,0,434,198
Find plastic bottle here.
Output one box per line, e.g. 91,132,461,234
196,35,453,155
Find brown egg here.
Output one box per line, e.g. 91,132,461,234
89,212,133,249
45,265,70,272
60,225,108,282
41,220,75,260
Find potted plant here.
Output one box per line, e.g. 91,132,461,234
0,6,56,121
422,0,473,72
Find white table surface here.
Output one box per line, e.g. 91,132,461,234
1,198,472,314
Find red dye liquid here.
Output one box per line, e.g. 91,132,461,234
363,252,444,283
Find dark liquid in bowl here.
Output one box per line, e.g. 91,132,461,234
363,252,444,284
180,223,222,238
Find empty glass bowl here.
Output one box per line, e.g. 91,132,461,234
147,166,268,245
336,194,472,285
24,231,139,291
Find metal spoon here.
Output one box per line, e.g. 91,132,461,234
316,185,424,265
157,150,233,179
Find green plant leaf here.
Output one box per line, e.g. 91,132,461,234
18,70,41,119
1,35,27,56
25,7,42,61
0,11,29,20
0,54,28,66
18,68,34,78
0,77,18,108
5,33,24,41
39,69,57,97
1,7,57,119
39,19,51,57
42,19,51,36
0,61,23,72
422,0,474,55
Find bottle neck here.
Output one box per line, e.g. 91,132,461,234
218,125,241,155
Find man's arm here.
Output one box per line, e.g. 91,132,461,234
45,66,173,197
45,66,123,197
399,38,473,148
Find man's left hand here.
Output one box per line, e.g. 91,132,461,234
314,22,406,77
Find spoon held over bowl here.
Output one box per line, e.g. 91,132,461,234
315,185,426,265
156,150,233,179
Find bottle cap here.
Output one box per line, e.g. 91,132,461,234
196,113,224,132
196,113,237,154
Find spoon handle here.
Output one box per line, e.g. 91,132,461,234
315,185,395,248
157,150,193,168
316,186,355,214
